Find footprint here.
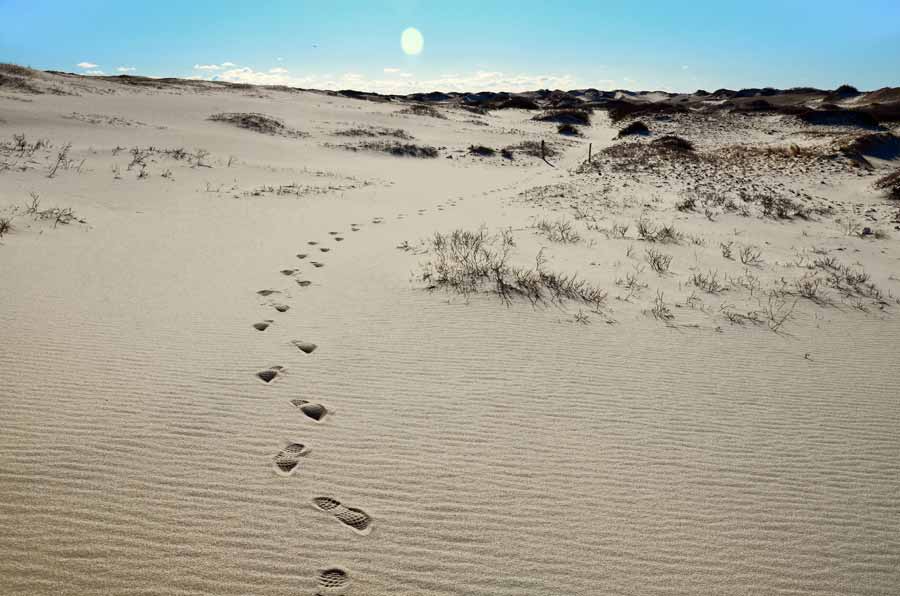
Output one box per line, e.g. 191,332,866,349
311,261,325,268
312,497,372,535
292,340,317,354
316,568,351,596
280,268,298,276
256,365,283,383
350,226,360,232
296,280,312,287
253,320,273,331
328,231,340,236
296,253,308,259
273,304,290,312
319,247,331,253
334,237,344,242
273,443,309,476
308,241,319,246
257,289,279,296
290,399,328,422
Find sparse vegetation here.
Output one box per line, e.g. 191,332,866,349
739,245,763,266
334,127,413,140
419,228,607,310
645,248,673,274
691,269,724,293
347,141,439,158
468,145,496,157
209,112,306,137
398,104,446,119
533,218,580,243
0,216,13,237
648,291,674,321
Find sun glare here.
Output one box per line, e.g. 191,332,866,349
401,27,424,55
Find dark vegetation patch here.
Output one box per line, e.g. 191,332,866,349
491,96,540,110
397,104,447,119
617,120,650,138
347,141,439,158
333,126,412,140
875,168,900,200
468,145,496,156
557,123,581,136
533,109,591,125
208,112,306,137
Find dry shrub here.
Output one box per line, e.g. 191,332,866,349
533,109,591,126
874,168,900,200
617,121,650,138
352,141,438,158
420,228,607,310
398,104,447,119
209,112,306,137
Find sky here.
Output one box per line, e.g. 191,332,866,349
2,0,899,93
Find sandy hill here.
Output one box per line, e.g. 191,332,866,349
2,65,899,596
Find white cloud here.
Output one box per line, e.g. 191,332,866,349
268,67,288,74
77,62,98,69
83,70,105,76
220,62,236,67
681,65,689,70
276,57,284,62
116,66,136,73
209,67,583,93
383,67,401,74
194,64,221,71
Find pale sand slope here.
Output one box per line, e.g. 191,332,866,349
1,75,899,596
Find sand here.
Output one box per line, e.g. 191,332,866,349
1,70,899,596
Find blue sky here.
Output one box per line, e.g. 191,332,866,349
2,0,899,92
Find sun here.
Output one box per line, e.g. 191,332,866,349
401,27,424,56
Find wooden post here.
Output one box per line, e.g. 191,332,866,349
541,139,545,160
588,143,592,162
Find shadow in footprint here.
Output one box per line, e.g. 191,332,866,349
256,366,283,383
316,568,351,596
253,320,273,331
311,261,325,268
319,247,331,253
281,269,298,276
290,399,328,422
273,443,308,476
257,289,280,296
273,304,290,313
297,253,308,259
292,340,317,354
312,497,372,535
296,280,312,287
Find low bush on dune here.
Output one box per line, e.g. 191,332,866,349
533,109,591,126
557,123,581,136
875,168,900,200
333,126,413,140
352,141,439,158
468,145,496,156
616,120,650,138
397,104,447,119
651,135,695,153
502,140,559,158
0,63,43,94
838,132,900,160
208,112,306,137
419,228,607,310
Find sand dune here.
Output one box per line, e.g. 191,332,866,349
2,68,900,595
